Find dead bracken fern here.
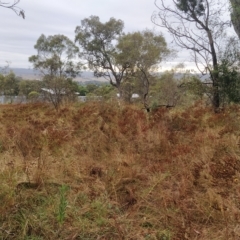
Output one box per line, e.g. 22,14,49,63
0,102,240,239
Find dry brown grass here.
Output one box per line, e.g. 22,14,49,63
0,101,240,239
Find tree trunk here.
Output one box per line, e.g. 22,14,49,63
207,29,220,111
140,69,150,112
230,0,240,39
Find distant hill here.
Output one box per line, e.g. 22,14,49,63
11,68,41,80
9,68,209,83
9,68,107,83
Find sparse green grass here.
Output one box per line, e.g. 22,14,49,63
0,101,240,239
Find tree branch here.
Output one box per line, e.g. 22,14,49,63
1,0,25,18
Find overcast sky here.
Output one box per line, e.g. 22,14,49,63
0,0,235,71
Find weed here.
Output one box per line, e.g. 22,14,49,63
57,184,69,225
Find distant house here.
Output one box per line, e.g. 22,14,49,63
132,93,140,99
41,88,65,95
41,88,80,96
116,93,140,99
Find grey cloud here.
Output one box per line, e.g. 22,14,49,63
0,0,191,69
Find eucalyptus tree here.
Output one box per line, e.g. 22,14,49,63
29,34,81,78
116,30,171,110
75,16,130,93
41,76,79,109
29,34,81,109
0,72,19,96
152,0,231,111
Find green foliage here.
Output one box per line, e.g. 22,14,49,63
218,60,240,104
151,71,181,107
176,0,205,16
77,83,115,99
42,76,78,109
29,34,81,78
75,16,124,49
121,77,136,102
0,72,20,95
179,75,206,99
150,70,206,108
29,34,82,109
92,84,115,99
0,74,5,93
85,84,99,94
75,16,127,89
77,85,88,96
19,80,43,98
28,91,40,102
75,16,171,109
57,184,69,225
217,37,240,105
117,30,170,70
117,30,171,107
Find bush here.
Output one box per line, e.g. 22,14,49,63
28,91,40,102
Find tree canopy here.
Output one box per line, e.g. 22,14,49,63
116,30,171,110
29,34,81,79
75,16,128,90
75,16,171,110
117,30,170,72
29,34,81,109
176,0,205,16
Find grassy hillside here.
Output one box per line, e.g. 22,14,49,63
1,101,240,239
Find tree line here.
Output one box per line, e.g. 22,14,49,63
3,0,240,111
0,65,208,110
27,16,172,110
